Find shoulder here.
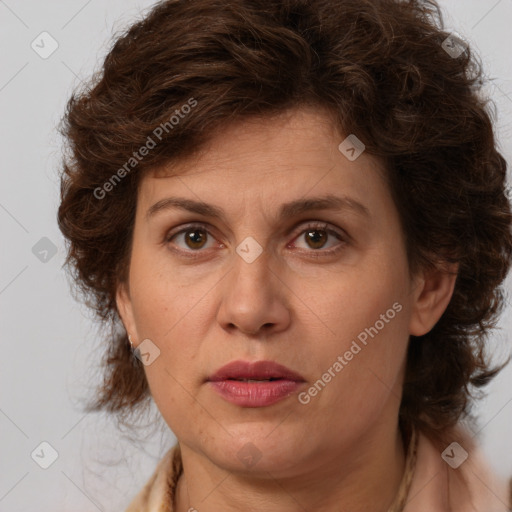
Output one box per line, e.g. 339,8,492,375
125,444,181,512
405,425,511,512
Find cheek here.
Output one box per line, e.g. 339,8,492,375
128,255,198,340
132,285,204,426
305,254,410,404
304,306,409,433
128,255,214,370
319,256,408,345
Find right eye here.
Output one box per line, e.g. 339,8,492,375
165,223,222,257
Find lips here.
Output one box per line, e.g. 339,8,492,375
207,360,306,407
208,360,305,382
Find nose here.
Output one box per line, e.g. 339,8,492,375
216,249,291,337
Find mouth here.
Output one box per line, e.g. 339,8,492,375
225,378,283,382
208,359,305,382
207,360,306,407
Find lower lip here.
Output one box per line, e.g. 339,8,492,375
209,380,302,407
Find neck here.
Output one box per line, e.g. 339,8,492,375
174,419,406,512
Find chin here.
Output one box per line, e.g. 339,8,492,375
202,426,306,474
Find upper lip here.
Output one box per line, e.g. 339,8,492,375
208,360,305,382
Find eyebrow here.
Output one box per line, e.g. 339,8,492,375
145,194,371,222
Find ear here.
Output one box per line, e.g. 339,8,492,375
409,262,458,336
116,281,139,342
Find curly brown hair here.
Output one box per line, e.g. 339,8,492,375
57,0,512,441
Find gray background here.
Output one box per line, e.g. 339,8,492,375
1,1,511,510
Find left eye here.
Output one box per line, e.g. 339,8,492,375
290,222,345,252
165,222,346,255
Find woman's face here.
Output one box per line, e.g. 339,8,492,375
117,106,442,477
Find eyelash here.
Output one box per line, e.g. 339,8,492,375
164,221,349,260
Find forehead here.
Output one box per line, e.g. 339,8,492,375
137,106,389,221
153,106,342,174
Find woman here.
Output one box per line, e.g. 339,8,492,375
57,0,512,510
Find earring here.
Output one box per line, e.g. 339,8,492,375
128,334,134,348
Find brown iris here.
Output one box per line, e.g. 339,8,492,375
185,228,208,249
305,229,328,249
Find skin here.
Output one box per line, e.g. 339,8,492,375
117,105,457,512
